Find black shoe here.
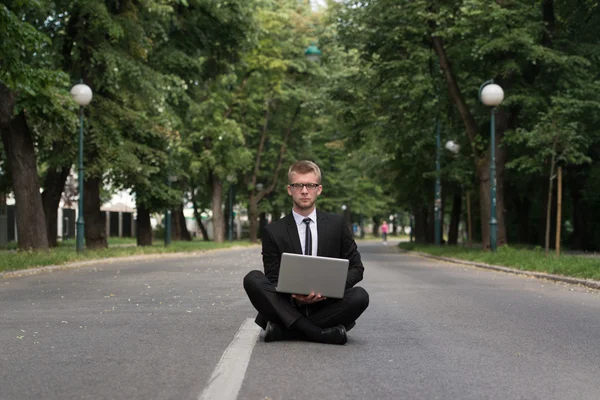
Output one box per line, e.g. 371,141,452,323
320,325,347,345
264,321,284,342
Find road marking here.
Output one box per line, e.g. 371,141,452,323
198,318,261,400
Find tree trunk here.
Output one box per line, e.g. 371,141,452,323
544,173,554,256
190,186,210,242
448,191,462,245
177,205,191,241
224,190,232,241
136,204,153,246
211,173,224,242
465,191,472,248
245,103,301,243
413,206,428,244
477,165,492,249
259,212,267,240
545,137,558,256
171,205,182,241
426,202,435,244
42,166,71,247
191,197,209,241
0,192,7,248
373,216,380,237
0,109,49,251
249,194,259,243
440,191,446,244
83,176,107,249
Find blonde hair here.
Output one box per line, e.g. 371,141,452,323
288,160,322,183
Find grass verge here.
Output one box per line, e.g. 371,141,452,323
399,243,600,281
0,238,254,273
355,234,409,241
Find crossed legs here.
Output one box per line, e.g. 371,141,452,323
243,270,369,342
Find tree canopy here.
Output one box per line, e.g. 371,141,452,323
1,0,599,251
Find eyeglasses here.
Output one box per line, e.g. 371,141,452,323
289,183,320,191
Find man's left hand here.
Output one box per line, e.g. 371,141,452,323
292,292,327,305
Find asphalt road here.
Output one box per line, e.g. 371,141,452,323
1,241,600,400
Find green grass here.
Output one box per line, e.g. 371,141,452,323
399,243,600,281
0,238,255,273
355,234,409,241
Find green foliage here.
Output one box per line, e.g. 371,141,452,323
327,0,600,249
3,0,600,252
507,108,591,175
1,1,78,142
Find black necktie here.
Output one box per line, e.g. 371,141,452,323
303,218,312,256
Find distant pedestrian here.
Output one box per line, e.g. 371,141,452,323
381,221,388,245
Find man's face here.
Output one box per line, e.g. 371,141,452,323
287,171,322,213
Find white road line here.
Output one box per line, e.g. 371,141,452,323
198,318,261,400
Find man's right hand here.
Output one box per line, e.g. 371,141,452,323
292,292,327,305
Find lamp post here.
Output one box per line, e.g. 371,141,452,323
70,82,93,253
478,80,504,252
304,42,321,62
434,118,442,245
164,205,171,246
227,175,239,242
434,128,462,247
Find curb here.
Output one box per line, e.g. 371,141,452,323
406,250,600,291
0,245,259,280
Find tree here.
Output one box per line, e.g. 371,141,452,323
507,107,591,255
155,0,257,243
0,1,76,250
327,0,600,251
53,0,184,248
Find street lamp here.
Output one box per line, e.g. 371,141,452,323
304,42,322,62
445,140,460,154
479,80,504,252
227,175,238,242
434,118,442,245
434,131,461,246
70,82,93,253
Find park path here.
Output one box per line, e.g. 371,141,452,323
1,241,599,399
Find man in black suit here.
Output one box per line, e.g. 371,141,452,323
243,160,369,345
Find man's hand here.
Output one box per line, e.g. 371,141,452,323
292,292,327,305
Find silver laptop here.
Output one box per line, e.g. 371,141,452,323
276,253,349,299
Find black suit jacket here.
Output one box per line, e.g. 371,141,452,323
261,210,364,290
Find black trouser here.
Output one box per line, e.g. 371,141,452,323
243,270,369,330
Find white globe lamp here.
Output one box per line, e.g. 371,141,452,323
70,84,93,106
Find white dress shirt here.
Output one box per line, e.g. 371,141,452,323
292,209,318,256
